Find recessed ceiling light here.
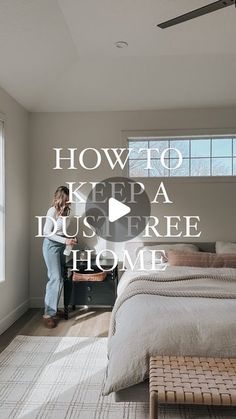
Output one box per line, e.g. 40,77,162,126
114,41,128,48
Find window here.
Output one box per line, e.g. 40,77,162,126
128,136,236,177
0,121,4,282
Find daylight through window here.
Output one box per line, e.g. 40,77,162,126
128,136,236,177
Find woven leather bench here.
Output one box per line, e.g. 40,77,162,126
149,356,236,419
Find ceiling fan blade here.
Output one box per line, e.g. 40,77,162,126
157,0,234,29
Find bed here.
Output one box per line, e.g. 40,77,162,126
103,242,236,402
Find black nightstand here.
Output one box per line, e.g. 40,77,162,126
64,258,118,320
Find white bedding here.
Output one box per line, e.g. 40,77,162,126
104,266,236,395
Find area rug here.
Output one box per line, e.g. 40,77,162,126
0,336,235,419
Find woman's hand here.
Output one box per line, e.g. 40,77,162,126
66,238,77,246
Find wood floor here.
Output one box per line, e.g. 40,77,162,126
0,307,111,353
0,309,236,418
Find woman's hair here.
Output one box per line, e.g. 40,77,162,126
52,186,70,216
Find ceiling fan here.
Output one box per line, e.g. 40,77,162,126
157,0,235,29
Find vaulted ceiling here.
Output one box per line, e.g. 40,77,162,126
0,0,235,111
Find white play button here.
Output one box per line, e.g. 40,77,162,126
86,176,151,242
108,197,131,223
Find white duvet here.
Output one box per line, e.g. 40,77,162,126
104,266,236,395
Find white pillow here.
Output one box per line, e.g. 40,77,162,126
216,241,236,254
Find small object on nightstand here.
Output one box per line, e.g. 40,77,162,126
73,270,107,282
79,250,88,260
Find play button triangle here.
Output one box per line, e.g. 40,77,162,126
108,197,131,223
86,176,151,242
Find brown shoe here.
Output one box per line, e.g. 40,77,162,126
43,316,56,328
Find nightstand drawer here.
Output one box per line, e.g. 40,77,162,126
64,259,118,314
69,279,116,305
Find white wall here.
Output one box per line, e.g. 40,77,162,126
29,108,236,306
0,87,29,333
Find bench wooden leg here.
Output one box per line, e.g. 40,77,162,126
150,391,158,419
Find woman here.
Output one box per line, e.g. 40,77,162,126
43,186,77,328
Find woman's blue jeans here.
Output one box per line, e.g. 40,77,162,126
42,238,66,316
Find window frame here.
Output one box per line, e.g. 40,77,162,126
0,114,5,283
121,129,236,182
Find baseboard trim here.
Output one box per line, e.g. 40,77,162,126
30,297,64,308
0,299,30,335
30,297,44,308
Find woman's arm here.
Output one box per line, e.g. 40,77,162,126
43,207,67,244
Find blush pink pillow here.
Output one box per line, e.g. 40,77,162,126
168,251,236,268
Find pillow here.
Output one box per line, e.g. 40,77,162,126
216,241,236,254
136,243,199,263
138,246,169,269
168,250,236,268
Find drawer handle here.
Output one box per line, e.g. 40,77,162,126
87,286,91,292
87,296,92,302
